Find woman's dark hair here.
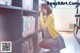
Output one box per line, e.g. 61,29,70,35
41,4,52,15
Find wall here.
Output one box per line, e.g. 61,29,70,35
53,8,76,31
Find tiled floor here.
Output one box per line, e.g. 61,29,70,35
39,32,80,53
60,32,80,53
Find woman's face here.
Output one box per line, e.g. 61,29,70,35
42,8,47,15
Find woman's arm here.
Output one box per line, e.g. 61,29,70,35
40,12,49,30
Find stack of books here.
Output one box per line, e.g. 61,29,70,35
22,38,33,53
0,0,12,6
38,32,43,43
23,16,35,35
23,0,33,10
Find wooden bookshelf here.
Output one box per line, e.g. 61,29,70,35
74,24,80,28
23,10,39,16
74,24,80,44
0,4,22,10
75,14,80,17
74,0,80,44
74,12,80,44
0,0,42,53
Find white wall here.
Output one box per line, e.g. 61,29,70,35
53,8,76,31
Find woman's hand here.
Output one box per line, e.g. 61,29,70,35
40,12,46,22
43,16,47,22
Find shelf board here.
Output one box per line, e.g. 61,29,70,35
74,24,80,28
0,4,22,10
75,14,80,17
23,9,39,16
23,9,38,13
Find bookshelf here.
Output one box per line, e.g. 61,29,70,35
74,0,80,44
0,4,22,10
74,15,80,44
0,0,42,53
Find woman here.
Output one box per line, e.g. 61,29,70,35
39,4,65,53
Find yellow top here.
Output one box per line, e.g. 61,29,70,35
40,12,60,39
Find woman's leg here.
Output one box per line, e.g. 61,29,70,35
39,36,65,53
43,38,61,53
45,38,60,49
39,40,50,49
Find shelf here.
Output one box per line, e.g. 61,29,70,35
23,10,39,16
0,4,22,10
74,24,80,28
23,29,43,39
74,24,80,44
75,14,80,17
0,0,39,53
23,9,38,13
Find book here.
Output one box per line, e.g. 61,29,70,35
0,0,12,6
22,38,33,53
23,0,33,10
22,41,29,53
23,16,35,35
27,38,33,53
38,32,43,43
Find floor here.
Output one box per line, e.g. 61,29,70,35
39,32,80,53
